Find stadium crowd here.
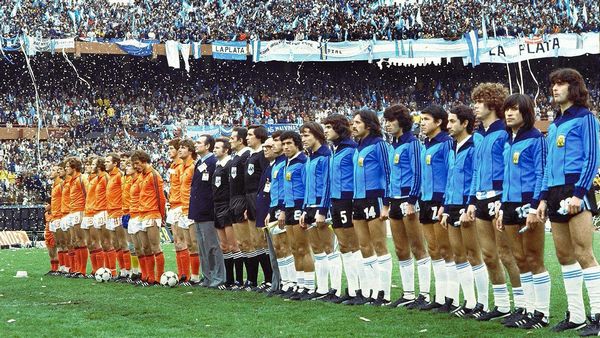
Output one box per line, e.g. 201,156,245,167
0,0,599,42
1,55,600,205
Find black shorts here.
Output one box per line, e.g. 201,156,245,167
230,195,247,223
474,195,501,222
269,208,282,225
214,201,233,229
245,192,257,221
303,207,318,225
389,198,419,220
445,205,465,228
419,200,442,224
501,202,528,226
547,185,598,223
331,199,353,229
285,201,304,226
352,198,382,221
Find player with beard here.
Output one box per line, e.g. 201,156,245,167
382,105,431,308
538,69,600,335
299,122,342,301
350,109,393,306
245,125,273,291
466,83,522,321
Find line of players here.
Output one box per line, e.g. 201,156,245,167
42,68,600,335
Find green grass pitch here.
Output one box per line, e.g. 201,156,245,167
1,233,599,337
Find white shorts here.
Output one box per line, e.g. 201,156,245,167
68,212,82,227
106,217,122,231
166,206,183,225
128,217,142,235
177,215,194,230
93,211,107,229
60,216,70,231
49,220,60,233
81,217,94,230
141,218,162,231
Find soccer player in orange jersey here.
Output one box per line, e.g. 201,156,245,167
178,139,200,284
106,153,132,280
58,160,72,274
83,156,101,276
49,164,63,275
127,159,146,285
167,139,191,283
93,157,114,276
44,200,58,275
121,155,140,281
67,157,87,278
131,150,167,286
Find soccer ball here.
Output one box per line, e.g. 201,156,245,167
160,271,179,287
95,268,112,283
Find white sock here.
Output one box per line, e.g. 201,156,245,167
512,287,526,309
457,261,476,309
446,261,459,306
561,263,585,323
519,272,535,313
363,255,380,298
584,266,600,315
120,269,129,277
296,271,305,289
399,258,415,300
286,258,296,283
354,251,368,294
277,256,291,284
328,252,342,296
533,271,551,317
472,263,489,311
378,254,392,301
417,257,431,301
432,259,446,304
304,271,315,292
191,274,200,282
342,251,359,297
314,253,330,294
492,284,511,313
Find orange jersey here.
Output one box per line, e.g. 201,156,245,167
129,174,142,217
122,175,132,215
168,158,183,207
107,167,123,218
69,172,86,213
94,172,109,212
50,178,63,220
179,158,195,213
139,167,166,220
60,175,71,215
84,174,98,217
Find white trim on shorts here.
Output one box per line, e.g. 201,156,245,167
141,218,162,231
49,220,60,233
81,216,94,230
93,211,107,229
128,217,142,235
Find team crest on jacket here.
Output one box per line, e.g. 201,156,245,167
273,169,279,178
512,152,520,164
247,164,255,175
231,167,237,178
556,135,565,147
425,155,432,165
215,176,221,187
394,154,400,164
358,158,364,167
286,172,292,181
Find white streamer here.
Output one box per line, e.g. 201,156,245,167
526,58,540,105
518,60,525,94
62,49,91,89
506,64,513,95
20,43,42,169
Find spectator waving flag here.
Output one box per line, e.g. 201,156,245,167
464,29,480,67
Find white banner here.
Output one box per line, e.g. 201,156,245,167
53,38,75,50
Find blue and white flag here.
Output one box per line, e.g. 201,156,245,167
192,41,202,59
464,29,480,67
212,41,246,60
116,40,153,57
